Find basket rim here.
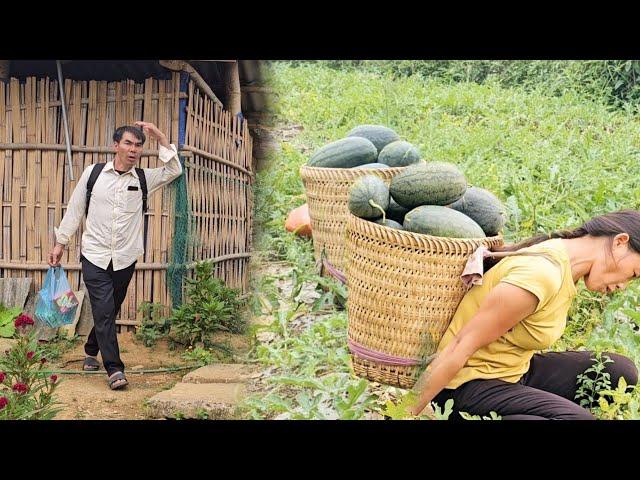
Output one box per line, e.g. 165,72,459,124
346,212,503,249
300,164,407,180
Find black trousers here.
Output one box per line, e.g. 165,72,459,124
432,351,639,420
81,256,136,376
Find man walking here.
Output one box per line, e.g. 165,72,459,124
48,122,182,390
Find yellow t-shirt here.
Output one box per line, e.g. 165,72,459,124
438,239,578,389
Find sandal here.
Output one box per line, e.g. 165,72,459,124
83,356,101,371
108,371,129,390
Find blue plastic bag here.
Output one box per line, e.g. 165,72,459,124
35,266,79,328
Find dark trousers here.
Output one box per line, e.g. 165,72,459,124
433,351,639,420
81,256,136,376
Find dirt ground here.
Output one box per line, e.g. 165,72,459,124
51,331,250,420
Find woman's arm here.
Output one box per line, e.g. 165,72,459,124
407,282,541,415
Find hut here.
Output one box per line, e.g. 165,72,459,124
0,60,268,330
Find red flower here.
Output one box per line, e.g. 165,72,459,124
50,375,58,384
0,397,8,409
26,351,35,360
14,313,35,329
40,358,47,364
0,372,5,383
12,383,28,394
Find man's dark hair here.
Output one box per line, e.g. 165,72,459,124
113,125,146,144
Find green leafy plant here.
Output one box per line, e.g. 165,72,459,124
575,353,613,409
195,408,210,420
135,302,171,347
334,378,376,420
431,399,454,420
0,314,61,420
381,391,432,420
0,305,22,338
596,377,640,420
282,60,640,112
459,411,502,420
181,344,233,365
169,261,245,348
312,273,347,311
37,334,81,362
240,309,381,419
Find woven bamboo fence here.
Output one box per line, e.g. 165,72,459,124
181,79,253,302
0,74,253,327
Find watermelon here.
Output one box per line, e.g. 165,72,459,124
348,176,390,220
387,196,409,223
346,125,400,154
375,218,404,230
308,137,377,168
403,205,485,238
448,186,506,236
378,141,421,168
390,161,467,208
353,162,391,170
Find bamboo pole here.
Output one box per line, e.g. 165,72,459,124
25,78,36,270
53,79,64,266
2,92,188,111
180,145,253,176
223,61,242,116
159,60,223,108
9,79,21,265
0,255,247,271
0,81,5,198
39,79,49,270
0,253,252,271
0,61,9,81
56,61,75,182
0,143,160,155
0,81,6,261
67,79,82,282
141,77,152,322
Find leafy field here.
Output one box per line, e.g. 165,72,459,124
242,61,640,420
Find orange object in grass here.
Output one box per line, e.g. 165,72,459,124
285,203,312,238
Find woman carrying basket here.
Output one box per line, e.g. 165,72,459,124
408,209,640,420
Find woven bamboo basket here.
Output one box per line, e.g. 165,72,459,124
344,213,503,389
299,165,406,273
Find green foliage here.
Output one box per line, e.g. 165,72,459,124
583,283,640,367
240,308,379,419
169,261,245,348
135,302,171,348
575,353,613,409
37,334,81,363
0,319,61,420
277,60,640,112
596,377,640,420
431,399,454,420
181,345,233,365
382,392,416,420
458,411,502,420
195,408,210,420
0,305,22,338
381,391,433,420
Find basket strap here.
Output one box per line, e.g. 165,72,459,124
348,338,426,366
319,249,346,284
461,246,562,288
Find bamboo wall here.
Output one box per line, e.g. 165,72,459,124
0,73,253,326
182,80,253,296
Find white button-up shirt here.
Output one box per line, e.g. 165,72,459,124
55,144,183,271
